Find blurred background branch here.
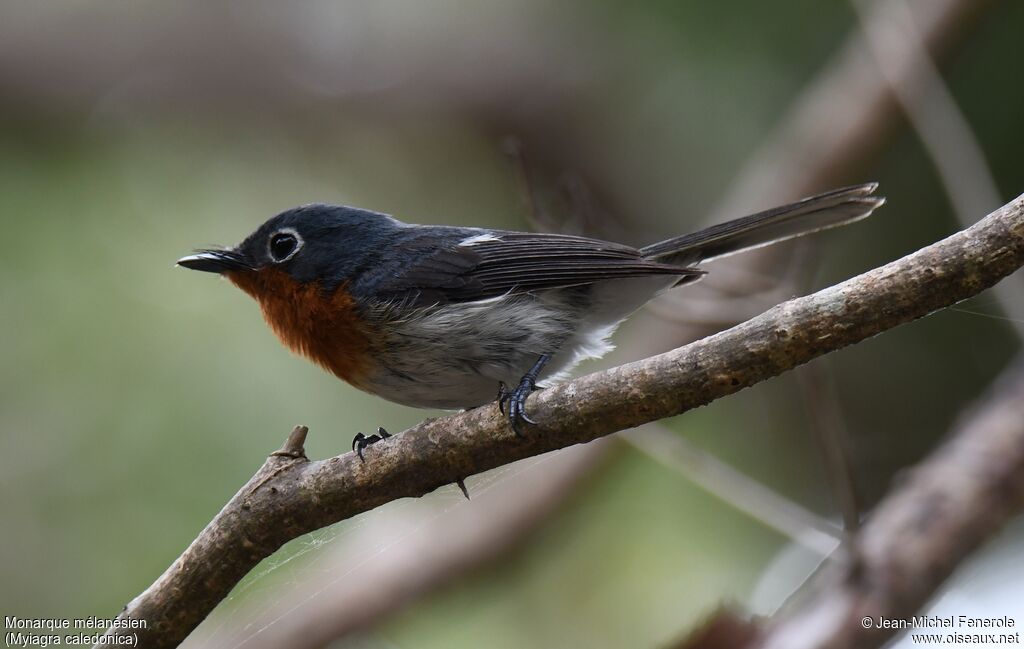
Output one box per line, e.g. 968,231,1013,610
852,0,1024,337
756,357,1024,649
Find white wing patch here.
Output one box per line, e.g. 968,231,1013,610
458,232,502,247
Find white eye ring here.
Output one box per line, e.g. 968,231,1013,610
268,228,303,263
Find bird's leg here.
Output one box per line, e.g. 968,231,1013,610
352,426,391,462
498,354,550,437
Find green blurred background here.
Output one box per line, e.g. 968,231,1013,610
1,1,1022,647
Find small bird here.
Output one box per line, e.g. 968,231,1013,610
178,183,882,459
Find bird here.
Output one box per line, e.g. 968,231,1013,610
178,182,883,462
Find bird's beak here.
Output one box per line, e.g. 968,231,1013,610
176,249,252,274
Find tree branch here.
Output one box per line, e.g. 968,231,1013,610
191,439,612,649
754,356,1024,649
97,192,1024,648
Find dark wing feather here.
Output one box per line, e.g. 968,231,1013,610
370,231,702,305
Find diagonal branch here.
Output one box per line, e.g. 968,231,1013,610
97,192,1024,648
755,355,1024,649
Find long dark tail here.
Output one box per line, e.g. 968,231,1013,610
640,183,884,266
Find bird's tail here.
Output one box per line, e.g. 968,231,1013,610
640,183,884,266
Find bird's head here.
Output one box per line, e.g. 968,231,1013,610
177,203,398,297
177,203,398,385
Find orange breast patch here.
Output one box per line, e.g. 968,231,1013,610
227,268,373,388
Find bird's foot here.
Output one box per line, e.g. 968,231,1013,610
497,354,550,437
498,377,538,437
351,427,468,498
352,427,391,462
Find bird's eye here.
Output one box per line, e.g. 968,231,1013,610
268,230,302,262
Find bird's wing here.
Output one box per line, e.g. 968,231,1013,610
365,230,703,305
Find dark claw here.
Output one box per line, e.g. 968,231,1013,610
456,477,470,500
352,427,391,462
497,354,550,437
496,382,509,415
